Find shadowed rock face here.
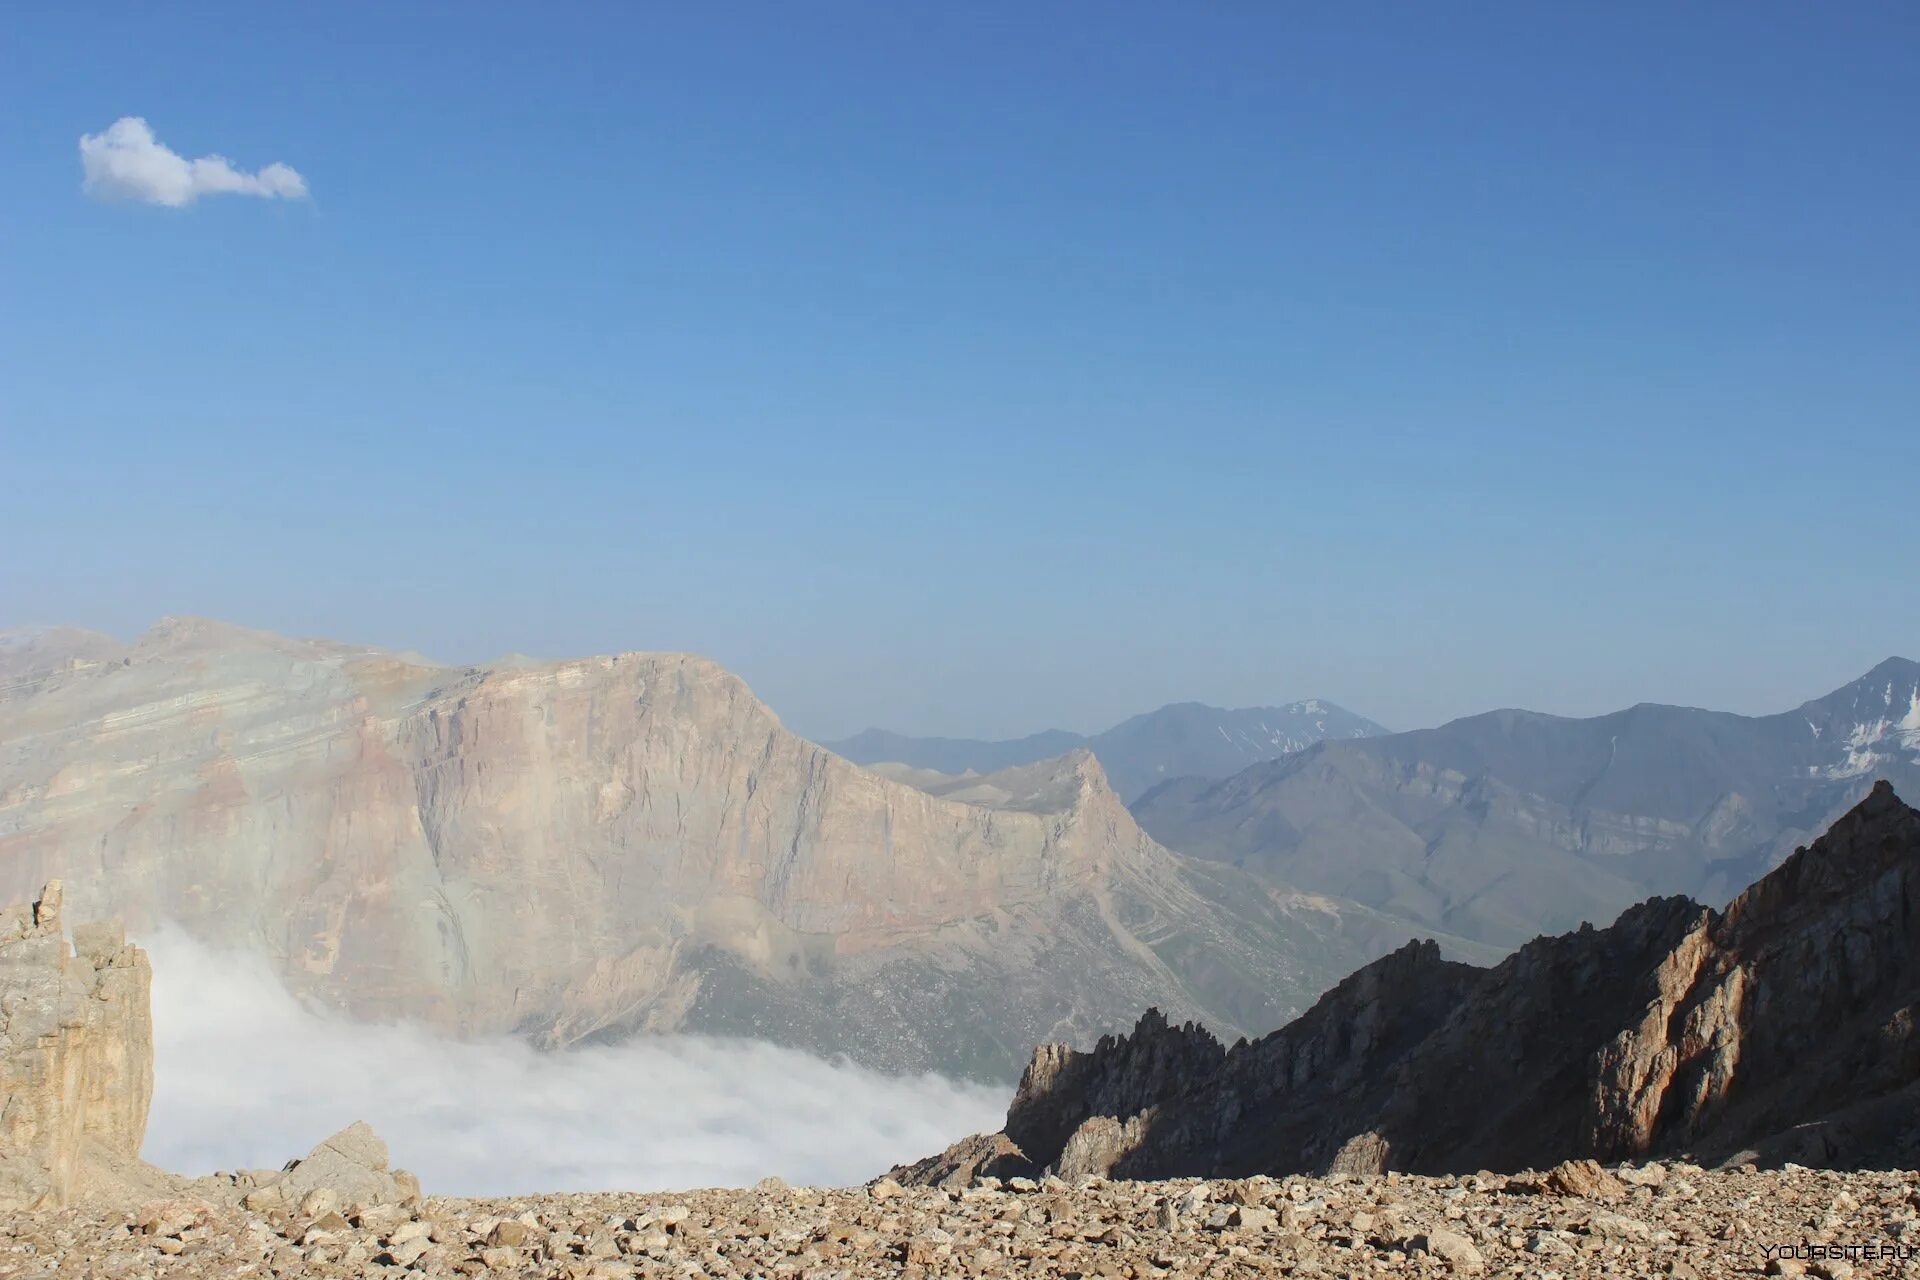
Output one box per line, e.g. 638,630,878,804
0,882,156,1209
0,619,1446,1079
901,782,1920,1180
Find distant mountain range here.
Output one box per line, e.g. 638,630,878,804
10,618,1914,1087
1132,657,1920,948
825,701,1389,802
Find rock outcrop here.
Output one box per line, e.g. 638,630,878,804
900,781,1920,1181
0,881,161,1208
0,618,1465,1079
226,1122,423,1217
0,879,421,1216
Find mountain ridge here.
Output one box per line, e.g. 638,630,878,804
899,780,1920,1183
1132,656,1920,948
827,699,1389,802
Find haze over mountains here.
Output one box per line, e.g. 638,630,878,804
0,618,1447,1083
6,615,1914,1095
1132,656,1920,948
826,701,1389,803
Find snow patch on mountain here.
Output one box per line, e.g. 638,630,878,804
1823,682,1920,778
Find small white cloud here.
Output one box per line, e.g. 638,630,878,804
79,116,309,208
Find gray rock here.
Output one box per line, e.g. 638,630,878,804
1413,1227,1485,1273
267,1122,420,1209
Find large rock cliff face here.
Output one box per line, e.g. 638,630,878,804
901,781,1920,1180
0,882,157,1209
0,619,1446,1079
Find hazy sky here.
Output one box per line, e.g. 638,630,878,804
3,4,1915,739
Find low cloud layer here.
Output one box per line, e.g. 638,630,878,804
79,117,308,207
141,928,1007,1195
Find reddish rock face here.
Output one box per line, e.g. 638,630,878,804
905,782,1920,1181
0,619,1429,1079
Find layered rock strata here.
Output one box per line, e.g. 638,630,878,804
0,619,1457,1078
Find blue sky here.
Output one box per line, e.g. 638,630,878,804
3,3,1915,739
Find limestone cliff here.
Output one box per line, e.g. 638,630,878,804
0,619,1450,1078
0,881,161,1209
900,781,1920,1178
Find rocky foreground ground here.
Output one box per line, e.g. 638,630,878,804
1,1160,1915,1280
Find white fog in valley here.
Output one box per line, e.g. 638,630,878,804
140,927,1009,1196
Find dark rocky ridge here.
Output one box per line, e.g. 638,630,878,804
899,781,1920,1184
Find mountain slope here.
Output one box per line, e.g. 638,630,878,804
1133,658,1920,946
0,619,1433,1080
902,781,1920,1181
826,700,1388,802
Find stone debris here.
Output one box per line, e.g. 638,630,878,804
0,1162,1913,1278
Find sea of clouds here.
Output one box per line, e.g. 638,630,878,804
140,928,1008,1196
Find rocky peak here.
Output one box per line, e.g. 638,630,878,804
1801,662,1920,778
1722,777,1916,931
0,881,157,1209
1004,1009,1225,1171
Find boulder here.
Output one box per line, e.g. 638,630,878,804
1412,1227,1486,1273
1543,1158,1629,1201
883,1131,1032,1189
264,1122,420,1210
